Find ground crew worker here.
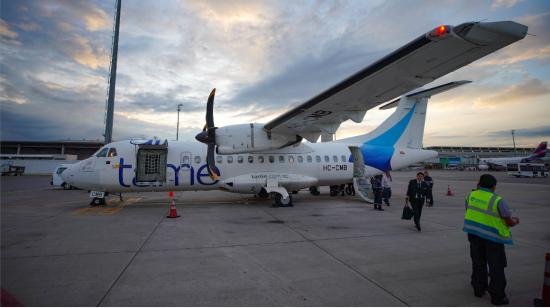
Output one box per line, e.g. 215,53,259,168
463,174,519,306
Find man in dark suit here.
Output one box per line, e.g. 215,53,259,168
406,172,429,231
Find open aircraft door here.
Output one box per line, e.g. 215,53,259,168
349,146,374,203
135,140,168,184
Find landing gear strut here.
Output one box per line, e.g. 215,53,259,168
272,192,293,207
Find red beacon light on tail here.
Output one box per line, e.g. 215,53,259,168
428,25,450,39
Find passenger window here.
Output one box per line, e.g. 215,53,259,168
227,156,233,164
341,155,347,162
96,147,109,157
315,155,321,163
324,155,330,163
216,156,223,163
307,155,312,163
258,156,264,163
333,155,338,163
279,155,285,163
248,156,253,163
194,156,201,164
297,156,303,163
237,156,243,164
269,156,275,163
107,148,117,157
288,156,294,163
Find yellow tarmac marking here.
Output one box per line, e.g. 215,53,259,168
72,197,142,216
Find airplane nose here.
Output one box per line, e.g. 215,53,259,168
61,165,74,184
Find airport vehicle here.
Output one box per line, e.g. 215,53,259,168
506,163,548,178
51,164,74,189
62,21,528,206
478,141,547,169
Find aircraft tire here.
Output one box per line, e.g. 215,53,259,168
257,188,269,199
309,186,320,196
273,193,293,207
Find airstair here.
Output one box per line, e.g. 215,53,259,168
349,146,374,203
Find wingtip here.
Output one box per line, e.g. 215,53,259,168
210,88,216,96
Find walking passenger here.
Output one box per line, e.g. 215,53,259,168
464,174,519,305
382,171,392,206
371,175,383,211
424,170,434,206
406,172,429,231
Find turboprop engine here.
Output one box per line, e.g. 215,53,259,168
215,123,299,155
195,89,300,169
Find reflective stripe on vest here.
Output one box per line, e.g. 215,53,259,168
463,190,513,245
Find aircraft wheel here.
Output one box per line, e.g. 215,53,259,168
345,186,353,195
90,197,106,207
273,193,293,207
62,182,69,190
309,186,320,196
257,188,269,199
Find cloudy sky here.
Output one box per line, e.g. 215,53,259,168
1,0,549,147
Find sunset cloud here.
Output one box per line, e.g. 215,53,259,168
0,0,548,147
474,78,550,107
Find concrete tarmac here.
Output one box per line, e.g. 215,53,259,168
1,170,549,306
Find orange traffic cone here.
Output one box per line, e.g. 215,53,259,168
534,253,550,306
447,185,454,196
166,191,180,218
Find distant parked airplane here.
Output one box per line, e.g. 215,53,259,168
478,141,547,169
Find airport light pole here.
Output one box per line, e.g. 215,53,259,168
176,104,183,141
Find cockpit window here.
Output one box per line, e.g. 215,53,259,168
56,167,67,174
96,147,109,157
107,148,117,157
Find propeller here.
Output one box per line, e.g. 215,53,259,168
195,89,219,181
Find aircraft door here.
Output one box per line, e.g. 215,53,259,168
135,143,168,183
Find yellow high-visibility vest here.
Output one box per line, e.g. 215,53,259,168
463,189,512,244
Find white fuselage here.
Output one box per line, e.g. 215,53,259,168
62,139,436,194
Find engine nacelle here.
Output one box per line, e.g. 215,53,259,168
216,123,297,154
220,173,318,194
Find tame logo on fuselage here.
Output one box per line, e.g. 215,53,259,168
117,158,220,187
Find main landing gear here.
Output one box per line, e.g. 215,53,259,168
271,192,293,207
309,186,320,196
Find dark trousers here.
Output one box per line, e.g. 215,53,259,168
468,233,507,299
373,188,382,209
383,187,391,205
410,198,424,226
426,188,433,205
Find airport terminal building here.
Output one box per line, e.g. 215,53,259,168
0,140,537,174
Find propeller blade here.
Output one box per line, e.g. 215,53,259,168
206,143,219,181
206,88,215,129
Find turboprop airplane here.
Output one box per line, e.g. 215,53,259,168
478,141,547,169
62,21,528,206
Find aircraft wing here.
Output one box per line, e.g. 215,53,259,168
263,21,528,142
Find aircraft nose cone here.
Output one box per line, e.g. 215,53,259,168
195,131,209,144
60,165,74,184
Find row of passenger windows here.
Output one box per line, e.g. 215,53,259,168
184,154,348,165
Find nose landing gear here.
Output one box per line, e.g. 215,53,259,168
90,197,106,206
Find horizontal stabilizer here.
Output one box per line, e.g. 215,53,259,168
379,80,471,110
